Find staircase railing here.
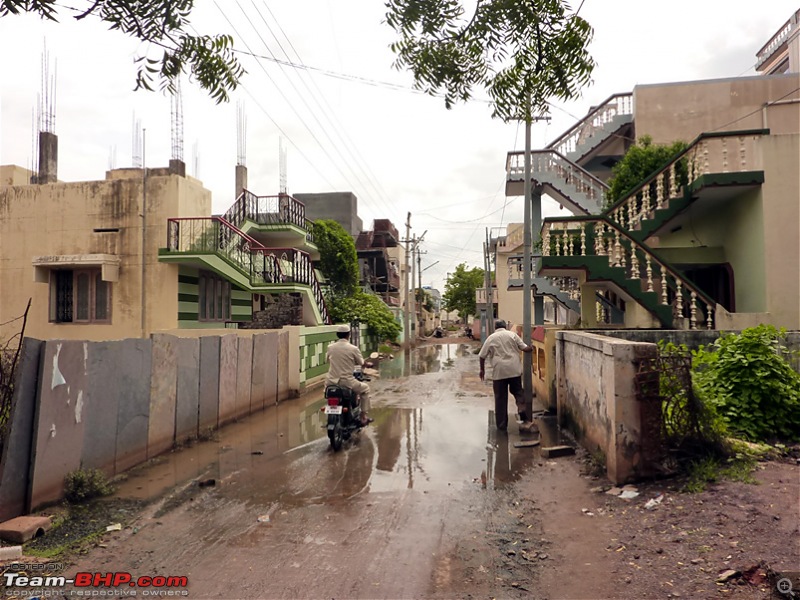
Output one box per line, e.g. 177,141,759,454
166,217,329,323
541,216,717,330
167,217,273,279
606,130,767,233
255,247,329,324
506,149,608,209
224,190,316,245
545,93,633,158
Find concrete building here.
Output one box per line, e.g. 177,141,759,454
294,191,363,237
0,153,330,342
495,11,800,333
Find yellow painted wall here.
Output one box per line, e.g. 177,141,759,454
0,167,211,341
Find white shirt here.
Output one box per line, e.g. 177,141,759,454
325,339,364,385
478,328,527,380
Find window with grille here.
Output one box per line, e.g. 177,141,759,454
198,271,231,322
50,269,112,323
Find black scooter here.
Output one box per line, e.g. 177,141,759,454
323,369,369,451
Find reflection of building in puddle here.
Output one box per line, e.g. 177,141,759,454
378,344,472,379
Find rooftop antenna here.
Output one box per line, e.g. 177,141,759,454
170,78,184,162
236,101,246,167
132,112,143,168
279,136,288,195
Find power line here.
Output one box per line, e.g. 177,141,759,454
250,0,397,217
217,1,373,205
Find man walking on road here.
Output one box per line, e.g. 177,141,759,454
478,319,535,432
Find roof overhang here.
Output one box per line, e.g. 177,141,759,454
32,254,120,283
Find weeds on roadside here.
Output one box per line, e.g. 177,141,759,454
64,468,115,503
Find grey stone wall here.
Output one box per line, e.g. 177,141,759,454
2,331,291,514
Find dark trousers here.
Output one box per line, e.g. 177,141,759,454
492,376,526,430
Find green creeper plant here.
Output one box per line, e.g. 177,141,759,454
312,220,359,298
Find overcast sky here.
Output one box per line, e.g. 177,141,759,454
1,1,796,292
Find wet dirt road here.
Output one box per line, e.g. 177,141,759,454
62,342,605,599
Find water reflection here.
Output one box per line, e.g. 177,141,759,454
368,403,536,493
379,344,473,379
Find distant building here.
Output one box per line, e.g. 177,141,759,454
294,191,363,237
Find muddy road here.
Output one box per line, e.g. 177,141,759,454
60,342,612,599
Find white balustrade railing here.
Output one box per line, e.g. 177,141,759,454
545,93,633,158
541,218,717,330
756,9,800,69
506,149,608,205
607,131,765,233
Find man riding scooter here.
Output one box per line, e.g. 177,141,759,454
325,324,372,426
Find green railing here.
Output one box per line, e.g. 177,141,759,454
166,217,329,323
541,216,717,330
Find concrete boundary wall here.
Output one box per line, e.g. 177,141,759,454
2,330,291,515
556,331,658,484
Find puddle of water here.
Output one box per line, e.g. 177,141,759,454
378,344,473,379
113,343,551,512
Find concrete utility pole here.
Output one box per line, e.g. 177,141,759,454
485,228,494,335
522,106,551,419
404,212,411,347
410,234,416,341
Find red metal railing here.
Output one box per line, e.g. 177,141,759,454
224,190,316,245
166,217,328,323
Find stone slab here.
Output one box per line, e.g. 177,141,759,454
261,331,279,408
148,334,178,459
0,515,52,543
29,340,88,510
0,546,22,561
0,338,42,521
218,335,238,425
250,334,268,413
540,445,576,458
277,331,290,401
234,337,253,419
175,337,200,444
115,339,152,474
82,341,120,476
198,336,221,433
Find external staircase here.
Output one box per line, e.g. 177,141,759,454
540,130,768,329
160,215,330,326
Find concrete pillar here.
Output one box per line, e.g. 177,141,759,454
580,284,598,328
235,164,248,198
168,159,186,177
37,131,57,184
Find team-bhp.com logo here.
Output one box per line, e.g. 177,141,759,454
3,570,189,597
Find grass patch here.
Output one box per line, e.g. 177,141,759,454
24,499,143,559
378,344,394,354
683,455,757,493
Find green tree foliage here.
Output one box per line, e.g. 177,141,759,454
692,325,800,441
1,0,244,103
313,220,359,297
385,0,595,121
331,290,401,342
442,263,484,318
605,135,688,207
